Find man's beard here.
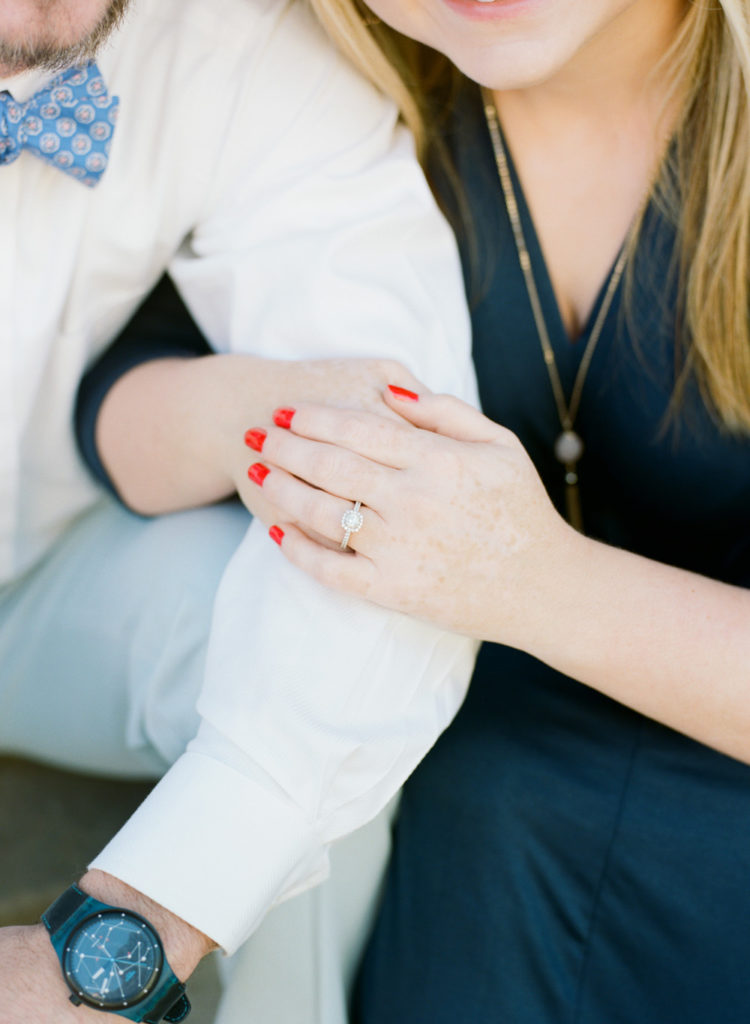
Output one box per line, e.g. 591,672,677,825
0,0,131,75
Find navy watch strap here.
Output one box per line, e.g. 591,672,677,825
42,884,88,935
141,983,190,1024
148,990,191,1024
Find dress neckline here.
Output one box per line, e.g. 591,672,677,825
481,97,628,352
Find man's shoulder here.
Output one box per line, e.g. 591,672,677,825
143,0,277,36
117,0,321,66
95,0,378,203
103,0,349,117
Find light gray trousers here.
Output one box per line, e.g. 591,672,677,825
0,497,392,1023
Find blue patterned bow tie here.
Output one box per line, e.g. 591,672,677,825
0,61,119,187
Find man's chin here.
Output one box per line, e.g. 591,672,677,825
0,0,131,76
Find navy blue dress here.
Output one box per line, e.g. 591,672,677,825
352,87,750,1023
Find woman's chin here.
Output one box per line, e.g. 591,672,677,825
449,42,573,93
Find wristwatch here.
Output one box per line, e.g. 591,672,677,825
42,884,191,1022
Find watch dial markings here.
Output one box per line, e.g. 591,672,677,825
62,912,162,1009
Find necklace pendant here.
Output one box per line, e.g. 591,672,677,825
565,479,584,533
554,429,584,465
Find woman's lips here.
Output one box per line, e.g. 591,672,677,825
441,0,543,20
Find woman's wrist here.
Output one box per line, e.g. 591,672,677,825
487,513,590,657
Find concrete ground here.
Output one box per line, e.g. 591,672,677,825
0,756,221,1022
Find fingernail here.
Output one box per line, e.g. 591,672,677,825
248,463,270,486
269,525,284,546
273,407,296,429
244,428,267,452
387,385,419,401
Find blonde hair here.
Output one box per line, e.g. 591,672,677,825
309,0,750,433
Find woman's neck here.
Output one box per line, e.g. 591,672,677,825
488,0,687,340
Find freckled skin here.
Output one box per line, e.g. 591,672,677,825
329,417,562,640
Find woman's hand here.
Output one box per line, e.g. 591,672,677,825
229,358,425,527
244,385,578,646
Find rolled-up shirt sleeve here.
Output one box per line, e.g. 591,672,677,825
91,0,480,954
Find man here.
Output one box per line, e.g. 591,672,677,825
0,0,477,1020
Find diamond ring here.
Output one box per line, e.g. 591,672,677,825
340,500,364,550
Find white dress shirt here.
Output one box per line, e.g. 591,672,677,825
0,0,479,952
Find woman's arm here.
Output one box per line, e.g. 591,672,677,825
249,388,750,764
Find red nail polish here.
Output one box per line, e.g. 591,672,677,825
248,463,270,486
273,407,296,429
269,525,284,546
244,428,267,453
387,385,419,401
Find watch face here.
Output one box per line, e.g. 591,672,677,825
62,910,163,1010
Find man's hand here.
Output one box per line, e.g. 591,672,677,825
0,923,103,1024
0,870,214,1024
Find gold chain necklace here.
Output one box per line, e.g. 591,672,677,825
482,89,631,533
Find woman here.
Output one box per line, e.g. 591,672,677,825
78,0,750,1019
236,0,750,1020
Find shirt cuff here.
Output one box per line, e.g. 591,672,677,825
88,748,329,954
